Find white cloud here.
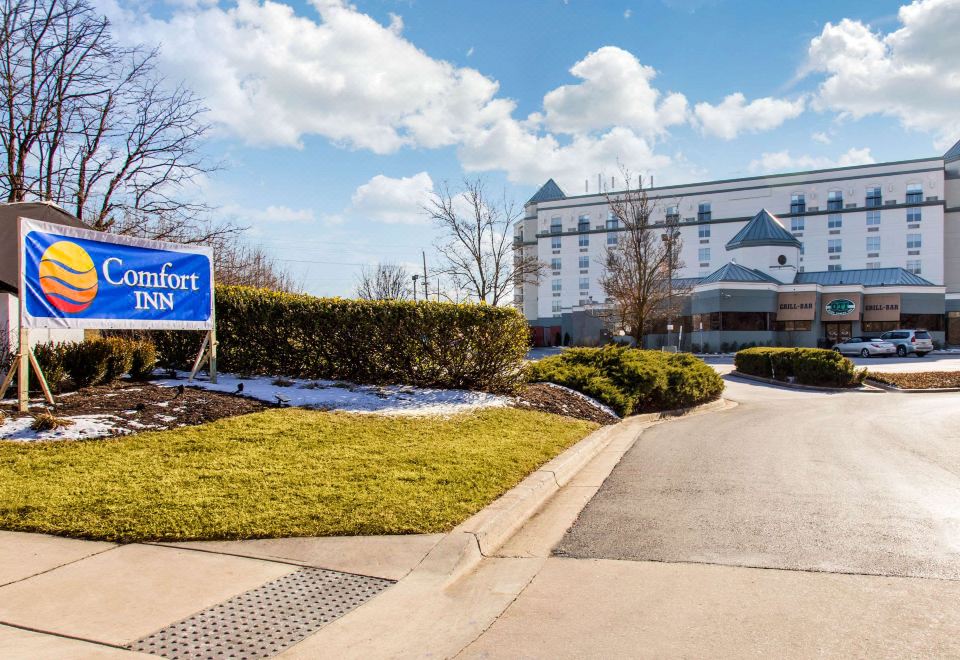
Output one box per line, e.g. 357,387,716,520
542,47,688,136
693,92,805,140
749,147,875,173
624,9,632,18
805,0,960,149
811,131,832,145
221,203,317,223
349,172,434,224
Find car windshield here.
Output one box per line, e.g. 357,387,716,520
848,338,863,343
916,331,931,339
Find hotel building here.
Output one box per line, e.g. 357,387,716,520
515,140,960,348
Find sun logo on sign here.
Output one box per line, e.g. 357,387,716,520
38,241,98,313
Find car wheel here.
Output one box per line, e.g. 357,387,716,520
897,345,907,357
860,348,870,357
834,347,841,353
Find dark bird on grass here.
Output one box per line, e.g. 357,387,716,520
235,382,244,394
174,384,185,398
135,403,146,412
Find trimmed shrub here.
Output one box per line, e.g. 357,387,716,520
103,338,134,382
734,347,864,387
33,342,69,392
129,341,158,380
151,286,530,393
63,339,113,387
527,346,724,416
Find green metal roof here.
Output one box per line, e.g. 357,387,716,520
945,138,960,163
699,262,781,285
794,267,935,287
725,209,801,251
527,179,566,204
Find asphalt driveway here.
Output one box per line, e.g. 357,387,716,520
555,375,960,580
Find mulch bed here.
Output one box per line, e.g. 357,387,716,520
1,380,266,434
868,371,960,389
514,383,619,425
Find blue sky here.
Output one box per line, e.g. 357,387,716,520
102,0,960,296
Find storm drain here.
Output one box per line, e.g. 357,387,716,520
129,567,393,659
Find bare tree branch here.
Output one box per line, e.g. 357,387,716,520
425,178,543,306
354,262,411,301
597,169,689,345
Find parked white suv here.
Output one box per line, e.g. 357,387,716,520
878,329,934,357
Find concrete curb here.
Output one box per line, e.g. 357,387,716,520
728,371,885,393
414,397,731,587
865,379,960,394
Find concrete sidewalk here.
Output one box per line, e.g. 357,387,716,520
0,531,441,658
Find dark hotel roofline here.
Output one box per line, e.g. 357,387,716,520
526,155,946,206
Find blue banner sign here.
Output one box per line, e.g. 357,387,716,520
19,217,213,330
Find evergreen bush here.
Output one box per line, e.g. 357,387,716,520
734,347,864,387
151,286,530,393
527,346,724,416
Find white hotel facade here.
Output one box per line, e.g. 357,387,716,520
515,140,960,348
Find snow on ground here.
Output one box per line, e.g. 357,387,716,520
0,414,126,442
155,372,511,416
538,382,620,419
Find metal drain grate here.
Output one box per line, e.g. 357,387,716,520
129,567,393,659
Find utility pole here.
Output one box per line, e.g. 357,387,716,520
412,274,419,302
422,251,429,301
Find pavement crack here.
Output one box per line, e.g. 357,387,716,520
0,544,119,589
0,620,128,651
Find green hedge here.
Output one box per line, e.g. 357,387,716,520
734,347,865,387
527,346,724,416
151,286,530,393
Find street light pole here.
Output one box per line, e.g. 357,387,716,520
412,274,419,302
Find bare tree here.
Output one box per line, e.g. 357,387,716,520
214,240,299,293
354,262,411,301
425,178,543,305
0,0,232,245
598,173,689,346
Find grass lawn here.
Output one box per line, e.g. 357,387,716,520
0,408,596,542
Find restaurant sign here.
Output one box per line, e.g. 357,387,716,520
821,293,862,321
776,292,817,321
863,294,901,322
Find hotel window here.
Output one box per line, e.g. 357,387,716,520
552,279,562,292
866,236,880,253
698,202,711,222
828,264,842,271
606,216,619,230
790,193,805,214
907,233,922,249
579,277,590,290
866,261,882,269
907,207,922,223
698,248,710,263
698,225,711,239
551,258,561,271
578,256,589,269
607,233,618,245
827,190,843,211
551,236,561,249
828,214,842,229
828,238,842,254
906,259,922,274
866,186,882,208
799,242,805,255
666,205,679,223
577,215,590,232
550,217,562,233
791,217,804,232
579,234,589,247
552,300,562,314
906,183,923,204
866,210,881,226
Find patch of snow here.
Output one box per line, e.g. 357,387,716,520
155,414,177,423
0,414,128,442
539,382,620,419
126,420,159,429
156,372,511,416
